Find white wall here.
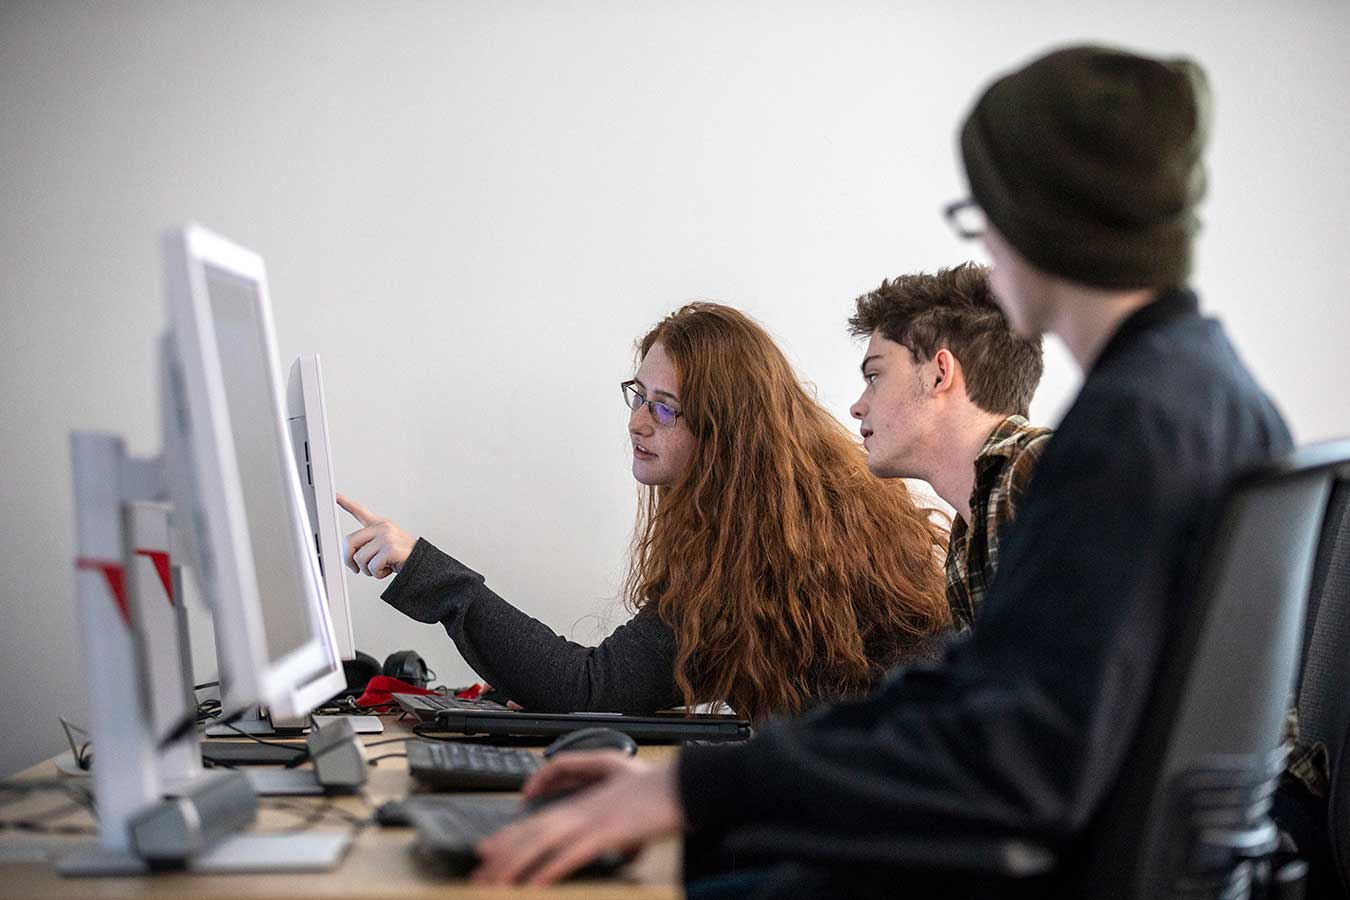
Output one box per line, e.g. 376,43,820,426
2,1,1347,777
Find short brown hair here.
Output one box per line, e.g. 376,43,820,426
848,263,1043,417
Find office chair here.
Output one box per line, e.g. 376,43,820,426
1295,469,1350,750
1287,472,1350,896
1335,717,1350,899
709,441,1350,900
1059,443,1348,900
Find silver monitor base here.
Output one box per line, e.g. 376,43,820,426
312,714,384,734
204,719,307,738
57,831,351,876
206,714,384,737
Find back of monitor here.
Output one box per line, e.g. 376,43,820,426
287,352,357,661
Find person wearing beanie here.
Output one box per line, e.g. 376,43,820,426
470,45,1292,897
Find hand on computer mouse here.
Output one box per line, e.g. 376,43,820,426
337,493,416,579
521,749,651,804
474,757,682,885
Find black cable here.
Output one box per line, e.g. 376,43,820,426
164,688,230,746
206,718,312,768
0,781,97,834
262,796,370,833
361,737,418,750
57,718,93,770
273,797,336,834
0,815,97,836
0,780,93,810
161,718,196,746
366,752,408,766
200,757,238,770
182,681,227,736
0,800,96,835
315,696,398,714
411,720,462,741
214,720,308,754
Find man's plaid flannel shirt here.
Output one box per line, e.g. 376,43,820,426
944,415,1054,631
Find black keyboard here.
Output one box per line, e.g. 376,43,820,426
407,740,542,791
405,795,625,878
394,692,509,718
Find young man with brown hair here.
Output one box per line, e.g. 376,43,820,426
471,45,1292,897
848,262,1050,630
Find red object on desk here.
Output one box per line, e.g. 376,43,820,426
356,677,492,709
454,682,489,700
355,674,436,709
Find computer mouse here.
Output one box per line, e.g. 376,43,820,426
542,727,638,759
373,799,412,827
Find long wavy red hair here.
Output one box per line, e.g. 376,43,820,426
626,303,949,722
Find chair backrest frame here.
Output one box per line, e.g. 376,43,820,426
1296,474,1350,895
1064,441,1350,900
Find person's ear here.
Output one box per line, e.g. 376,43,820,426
931,348,960,397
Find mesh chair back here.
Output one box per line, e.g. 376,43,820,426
1298,477,1350,744
1303,477,1350,895
1063,443,1349,900
1335,718,1350,900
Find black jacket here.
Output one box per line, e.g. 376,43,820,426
678,289,1292,889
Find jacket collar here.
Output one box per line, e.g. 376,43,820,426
1090,286,1199,376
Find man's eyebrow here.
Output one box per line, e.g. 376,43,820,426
860,354,883,373
633,377,679,402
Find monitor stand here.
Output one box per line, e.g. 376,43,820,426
206,709,385,737
313,714,385,734
63,414,358,875
57,832,352,876
204,706,308,737
222,717,370,797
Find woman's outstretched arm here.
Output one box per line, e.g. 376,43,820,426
381,537,681,714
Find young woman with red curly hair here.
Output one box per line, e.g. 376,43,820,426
340,303,949,723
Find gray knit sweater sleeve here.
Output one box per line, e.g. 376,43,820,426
380,537,680,714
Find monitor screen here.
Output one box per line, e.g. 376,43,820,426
165,223,346,719
202,263,321,674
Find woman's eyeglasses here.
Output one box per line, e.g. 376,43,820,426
621,380,682,426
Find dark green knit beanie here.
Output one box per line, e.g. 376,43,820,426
960,45,1211,289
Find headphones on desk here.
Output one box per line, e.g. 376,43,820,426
381,650,436,689
341,649,436,694
341,651,381,697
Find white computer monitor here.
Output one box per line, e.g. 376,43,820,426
161,223,346,720
287,353,356,661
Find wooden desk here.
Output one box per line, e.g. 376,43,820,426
0,717,682,899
